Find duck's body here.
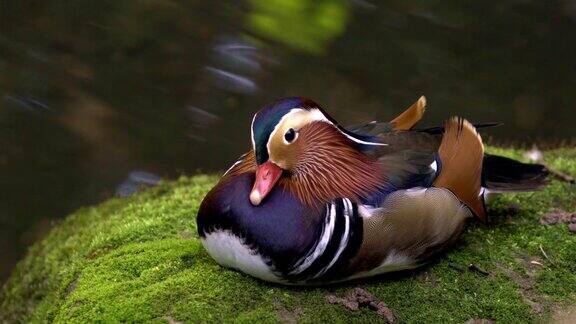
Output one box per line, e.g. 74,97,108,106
197,97,548,285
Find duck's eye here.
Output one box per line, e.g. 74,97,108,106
284,128,296,143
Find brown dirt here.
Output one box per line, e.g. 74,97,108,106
326,288,396,323
417,270,438,287
274,296,302,324
495,263,546,314
464,319,494,324
551,305,576,323
539,210,576,234
276,306,302,324
179,230,193,239
164,315,183,324
539,211,576,225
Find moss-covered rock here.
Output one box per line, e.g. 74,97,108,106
1,148,575,323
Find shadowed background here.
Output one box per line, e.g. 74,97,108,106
1,0,575,283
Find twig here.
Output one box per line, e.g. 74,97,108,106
543,163,575,184
524,146,574,184
539,244,554,264
530,260,543,267
449,262,465,272
468,264,490,276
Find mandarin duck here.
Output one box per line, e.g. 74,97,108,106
197,97,548,284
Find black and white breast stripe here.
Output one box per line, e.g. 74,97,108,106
284,198,363,283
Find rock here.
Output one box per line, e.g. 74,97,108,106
539,211,574,225
1,148,575,322
539,210,576,234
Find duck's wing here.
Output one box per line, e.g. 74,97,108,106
344,98,439,201
347,96,501,205
346,97,443,195
347,118,485,277
353,128,442,205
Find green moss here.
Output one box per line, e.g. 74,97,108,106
1,149,575,323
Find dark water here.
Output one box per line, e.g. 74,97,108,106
1,0,575,283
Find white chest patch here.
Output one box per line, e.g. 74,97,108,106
201,230,282,283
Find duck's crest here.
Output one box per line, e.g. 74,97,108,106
251,97,385,165
251,97,320,164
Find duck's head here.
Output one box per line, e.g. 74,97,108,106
249,97,384,206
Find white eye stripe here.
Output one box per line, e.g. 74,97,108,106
266,108,306,161
264,107,387,164
307,109,388,146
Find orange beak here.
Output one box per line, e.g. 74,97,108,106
250,161,283,206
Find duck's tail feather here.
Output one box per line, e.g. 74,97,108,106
482,154,549,192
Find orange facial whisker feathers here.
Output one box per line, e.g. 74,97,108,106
283,122,385,207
